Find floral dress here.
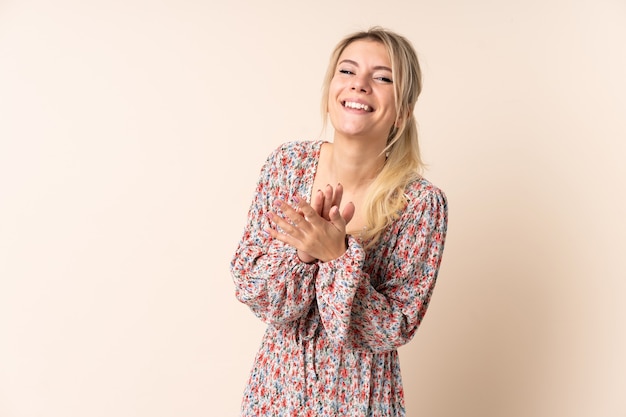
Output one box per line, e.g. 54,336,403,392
231,140,448,416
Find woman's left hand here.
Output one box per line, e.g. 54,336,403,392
265,195,355,263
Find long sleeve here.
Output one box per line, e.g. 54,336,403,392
315,183,448,353
230,143,319,325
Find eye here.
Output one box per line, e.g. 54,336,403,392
375,76,393,83
339,69,354,75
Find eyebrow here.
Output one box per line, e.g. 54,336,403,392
338,59,392,72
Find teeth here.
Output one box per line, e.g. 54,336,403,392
344,101,370,111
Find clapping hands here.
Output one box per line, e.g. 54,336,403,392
265,183,355,263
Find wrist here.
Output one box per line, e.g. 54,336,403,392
297,250,318,264
319,236,348,263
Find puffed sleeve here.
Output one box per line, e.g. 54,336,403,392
315,184,448,353
230,144,319,325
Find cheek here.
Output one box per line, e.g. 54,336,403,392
328,80,341,97
327,83,343,110
381,109,399,130
326,95,337,114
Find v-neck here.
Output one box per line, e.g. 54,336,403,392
300,140,328,203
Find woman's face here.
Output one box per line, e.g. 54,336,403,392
327,39,397,146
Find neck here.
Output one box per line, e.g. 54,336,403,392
327,135,387,191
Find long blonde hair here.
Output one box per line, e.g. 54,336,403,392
321,27,424,246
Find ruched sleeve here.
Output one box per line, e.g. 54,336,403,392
230,143,320,325
315,184,448,353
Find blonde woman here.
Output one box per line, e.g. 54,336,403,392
231,26,448,416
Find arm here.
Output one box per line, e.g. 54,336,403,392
230,145,319,325
315,186,448,353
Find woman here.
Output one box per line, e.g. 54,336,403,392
231,26,448,416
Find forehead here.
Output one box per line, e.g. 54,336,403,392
338,39,391,68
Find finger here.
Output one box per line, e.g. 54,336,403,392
341,201,356,225
274,200,300,223
266,211,289,231
310,190,324,215
295,197,324,226
322,184,334,218
328,205,347,231
292,196,301,214
265,224,301,248
332,182,344,209
269,205,303,235
288,197,325,232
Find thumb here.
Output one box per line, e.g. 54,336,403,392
341,202,356,225
328,205,347,230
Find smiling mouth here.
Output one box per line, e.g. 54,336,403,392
343,101,372,112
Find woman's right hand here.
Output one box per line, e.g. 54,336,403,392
296,183,354,263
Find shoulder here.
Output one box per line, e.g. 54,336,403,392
404,177,446,206
258,140,324,181
400,177,448,223
266,140,324,162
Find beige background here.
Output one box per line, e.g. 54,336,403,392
1,0,625,416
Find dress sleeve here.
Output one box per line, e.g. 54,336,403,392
230,144,319,325
315,186,448,353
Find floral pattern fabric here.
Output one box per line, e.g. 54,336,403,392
231,140,448,416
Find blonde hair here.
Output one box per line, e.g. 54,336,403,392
321,27,424,246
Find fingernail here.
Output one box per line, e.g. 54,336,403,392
293,196,300,203
274,200,282,207
266,212,274,219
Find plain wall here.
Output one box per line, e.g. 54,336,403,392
1,0,624,416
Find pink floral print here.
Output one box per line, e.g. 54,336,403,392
231,140,448,416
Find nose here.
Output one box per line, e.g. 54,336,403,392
351,75,370,93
